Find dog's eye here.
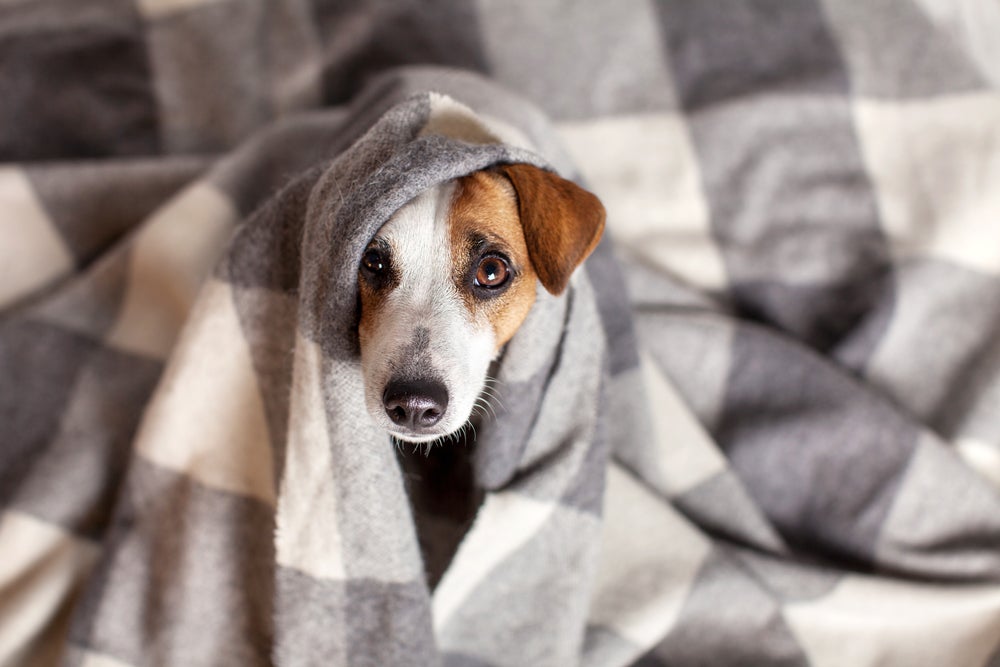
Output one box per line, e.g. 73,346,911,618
474,256,510,289
361,248,387,274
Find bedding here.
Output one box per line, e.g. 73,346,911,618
2,2,1000,665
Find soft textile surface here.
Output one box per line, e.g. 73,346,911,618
2,2,1000,666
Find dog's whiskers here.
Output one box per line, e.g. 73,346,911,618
479,385,501,399
465,419,477,442
474,396,497,422
482,377,504,394
476,389,505,418
481,390,504,412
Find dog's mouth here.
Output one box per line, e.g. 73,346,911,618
384,419,473,445
388,429,453,445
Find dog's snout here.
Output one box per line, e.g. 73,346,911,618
383,379,449,431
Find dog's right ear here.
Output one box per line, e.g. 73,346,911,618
498,164,605,295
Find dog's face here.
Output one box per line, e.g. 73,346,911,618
358,164,604,443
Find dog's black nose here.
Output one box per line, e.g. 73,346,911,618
383,379,449,430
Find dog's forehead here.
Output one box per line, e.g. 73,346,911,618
375,182,455,279
378,182,452,241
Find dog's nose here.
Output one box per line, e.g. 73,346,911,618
383,379,449,430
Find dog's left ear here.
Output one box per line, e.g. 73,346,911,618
499,164,606,295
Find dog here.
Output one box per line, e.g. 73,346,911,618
357,163,605,444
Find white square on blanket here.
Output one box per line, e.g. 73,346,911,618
134,279,276,506
0,511,100,666
0,168,74,309
854,93,1000,276
783,572,1000,667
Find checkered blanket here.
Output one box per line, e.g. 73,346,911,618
3,2,1000,666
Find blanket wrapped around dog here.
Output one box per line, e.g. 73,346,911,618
3,3,1000,667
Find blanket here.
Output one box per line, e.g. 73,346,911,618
2,2,1000,666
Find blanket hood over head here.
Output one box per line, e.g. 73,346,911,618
235,88,624,665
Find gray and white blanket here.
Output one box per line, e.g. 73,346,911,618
2,2,1000,666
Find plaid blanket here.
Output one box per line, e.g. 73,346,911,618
2,2,1000,666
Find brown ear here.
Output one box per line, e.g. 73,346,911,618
498,164,606,295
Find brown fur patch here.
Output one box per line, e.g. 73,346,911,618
449,171,538,348
357,278,379,351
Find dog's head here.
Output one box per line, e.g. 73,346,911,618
357,164,605,442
